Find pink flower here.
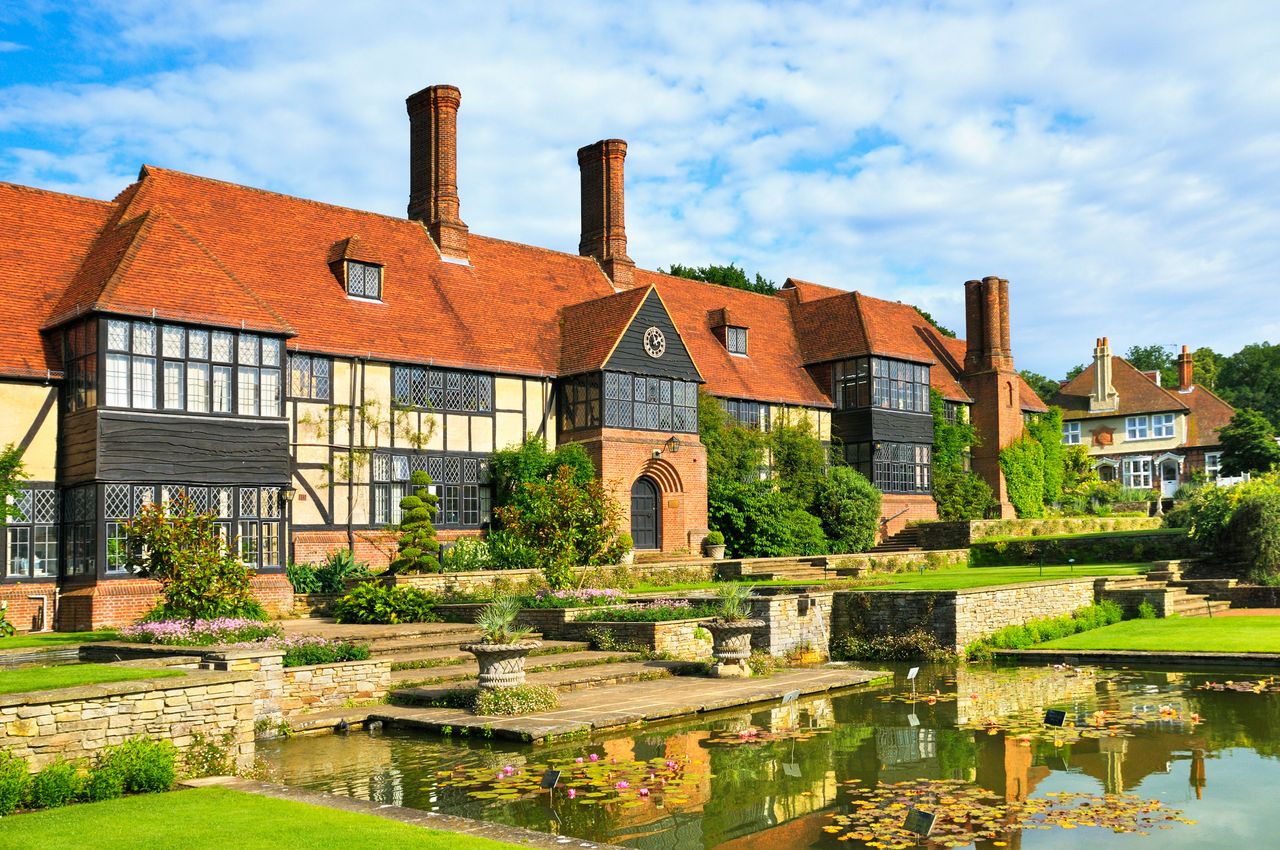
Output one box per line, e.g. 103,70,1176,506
589,754,599,762
639,788,650,797
615,780,629,790
503,766,514,775
495,772,503,780
575,757,584,764
665,760,677,769
567,789,576,799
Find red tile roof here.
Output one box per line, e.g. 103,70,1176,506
1053,357,1190,420
0,182,114,379
559,286,650,376
1180,384,1235,447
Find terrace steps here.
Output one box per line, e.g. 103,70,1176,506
392,659,680,704
1100,575,1232,618
867,525,926,554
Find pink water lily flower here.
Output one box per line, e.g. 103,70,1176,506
589,754,599,762
575,757,584,764
615,780,629,790
503,766,515,775
638,788,650,797
567,789,577,799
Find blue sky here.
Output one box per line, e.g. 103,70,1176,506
2,1,1278,379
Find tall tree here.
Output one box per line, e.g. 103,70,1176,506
1218,408,1280,476
1124,344,1177,387
1190,346,1224,391
662,263,777,296
914,308,956,338
1064,363,1086,382
1218,343,1280,431
1019,370,1061,404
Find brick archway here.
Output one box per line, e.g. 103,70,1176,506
632,456,684,495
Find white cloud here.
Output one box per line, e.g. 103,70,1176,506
1,0,1277,376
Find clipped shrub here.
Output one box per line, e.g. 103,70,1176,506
965,601,1123,660
1137,600,1158,620
332,582,438,624
933,469,997,521
813,465,881,553
704,530,724,546
709,479,827,558
472,684,558,716
96,737,176,794
389,471,441,574
29,759,82,809
441,538,492,573
0,749,31,816
831,629,955,662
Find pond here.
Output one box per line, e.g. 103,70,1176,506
261,663,1280,849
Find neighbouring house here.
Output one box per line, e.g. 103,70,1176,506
1052,338,1237,496
0,84,1046,630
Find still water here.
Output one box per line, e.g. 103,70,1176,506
261,664,1280,849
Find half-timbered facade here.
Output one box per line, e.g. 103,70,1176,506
0,84,1046,629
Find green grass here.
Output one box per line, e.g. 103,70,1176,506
0,630,118,651
0,663,183,695
972,527,1183,544
0,786,526,850
634,563,1145,595
1037,617,1280,653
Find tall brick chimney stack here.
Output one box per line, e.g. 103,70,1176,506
406,84,469,260
960,276,1024,518
1177,344,1194,392
578,139,635,289
1088,337,1119,411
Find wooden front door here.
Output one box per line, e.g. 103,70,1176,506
630,477,660,550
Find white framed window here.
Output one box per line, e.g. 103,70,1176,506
1152,413,1175,438
1125,416,1149,440
1205,452,1222,481
1062,422,1081,445
1122,456,1152,489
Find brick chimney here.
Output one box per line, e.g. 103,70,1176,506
1176,344,1194,392
406,84,468,260
578,139,635,289
1088,337,1118,412
960,276,1024,518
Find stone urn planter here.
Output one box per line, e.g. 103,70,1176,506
460,640,542,689
703,542,726,559
704,619,764,678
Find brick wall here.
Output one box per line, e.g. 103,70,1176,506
55,572,294,632
0,581,57,632
0,668,255,771
879,494,938,539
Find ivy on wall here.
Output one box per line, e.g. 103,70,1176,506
999,435,1046,518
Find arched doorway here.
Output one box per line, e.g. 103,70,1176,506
630,477,660,551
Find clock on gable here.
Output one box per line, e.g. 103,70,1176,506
643,326,666,358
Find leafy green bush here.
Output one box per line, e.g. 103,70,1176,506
1026,408,1066,505
831,629,955,662
769,418,828,509
575,600,717,623
999,435,1046,518
1223,484,1280,582
95,737,176,794
29,759,82,809
747,650,783,676
332,582,438,624
704,530,724,546
1137,600,1158,619
484,529,539,570
315,549,372,591
813,466,881,553
285,562,321,594
389,471,441,574
965,601,1123,660
442,538,492,572
125,495,265,620
933,469,996,521
709,479,827,558
490,437,594,507
0,749,30,816
79,762,124,802
472,684,558,716
280,637,371,667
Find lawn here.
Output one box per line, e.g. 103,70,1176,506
972,527,1184,544
0,663,183,695
1038,617,1280,653
634,563,1146,595
0,630,118,651
0,786,527,850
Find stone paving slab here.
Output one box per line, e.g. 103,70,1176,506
188,777,627,849
371,666,889,742
391,650,641,685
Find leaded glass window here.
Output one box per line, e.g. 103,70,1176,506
391,365,492,413
346,261,382,299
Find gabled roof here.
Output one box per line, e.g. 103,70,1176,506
641,270,831,407
780,277,848,302
0,182,114,378
1181,384,1235,447
559,286,650,376
1053,357,1191,420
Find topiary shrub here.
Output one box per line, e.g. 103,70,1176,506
96,737,176,794
389,471,441,574
29,759,82,809
0,749,30,816
332,582,438,624
813,466,881,553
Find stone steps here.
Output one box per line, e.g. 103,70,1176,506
389,649,643,687
1101,574,1232,618
384,639,591,670
392,660,679,704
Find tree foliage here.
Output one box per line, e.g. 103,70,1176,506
490,437,594,509
0,444,26,525
662,262,777,296
1219,408,1280,477
769,417,828,509
125,495,264,620
914,308,956,338
1018,370,1061,405
707,478,826,558
813,466,881,553
1218,343,1280,431
388,471,441,574
698,390,767,483
1026,407,1066,505
1124,344,1178,388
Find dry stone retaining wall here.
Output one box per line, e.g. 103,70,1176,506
563,618,712,656
917,516,1164,549
279,659,391,714
746,592,835,657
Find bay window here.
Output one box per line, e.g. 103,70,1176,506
834,357,930,413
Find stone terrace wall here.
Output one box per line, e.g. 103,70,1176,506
563,618,712,656
0,668,254,771
832,579,1099,653
746,591,835,657
917,516,1165,549
279,658,391,714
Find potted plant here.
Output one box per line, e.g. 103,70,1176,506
618,532,635,565
702,531,726,559
703,583,764,678
460,596,541,689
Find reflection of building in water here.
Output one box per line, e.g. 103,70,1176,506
875,726,940,783
975,734,1049,803
1190,749,1206,799
954,667,1099,726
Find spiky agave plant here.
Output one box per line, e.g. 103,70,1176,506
475,595,534,644
714,582,752,623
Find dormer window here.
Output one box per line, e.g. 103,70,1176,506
346,261,382,300
726,326,748,355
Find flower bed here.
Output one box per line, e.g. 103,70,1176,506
521,588,625,608
119,619,281,646
245,636,370,668
575,599,718,623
